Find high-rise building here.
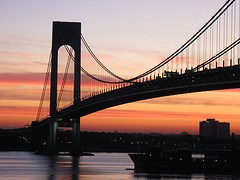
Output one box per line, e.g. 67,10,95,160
199,118,230,139
217,122,230,139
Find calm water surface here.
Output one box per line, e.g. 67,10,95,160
0,152,239,180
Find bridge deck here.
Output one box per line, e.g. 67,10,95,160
38,65,240,126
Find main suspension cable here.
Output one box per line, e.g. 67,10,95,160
192,37,240,71
36,50,52,121
127,0,235,81
64,45,124,84
81,34,125,82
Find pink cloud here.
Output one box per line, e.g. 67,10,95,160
0,50,42,59
0,72,46,85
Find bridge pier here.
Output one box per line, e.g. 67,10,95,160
48,120,58,153
71,118,81,155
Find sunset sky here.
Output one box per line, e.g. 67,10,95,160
1,0,240,134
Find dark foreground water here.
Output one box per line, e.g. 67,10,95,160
0,152,239,180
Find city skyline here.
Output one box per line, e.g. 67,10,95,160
1,0,240,134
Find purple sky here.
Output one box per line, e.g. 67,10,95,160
2,0,240,134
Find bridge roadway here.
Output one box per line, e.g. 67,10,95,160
38,65,240,127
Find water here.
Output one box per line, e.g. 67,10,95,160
0,152,239,180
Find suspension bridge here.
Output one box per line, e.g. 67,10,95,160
31,0,240,154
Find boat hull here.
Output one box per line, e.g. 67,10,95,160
129,151,240,174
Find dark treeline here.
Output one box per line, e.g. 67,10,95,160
0,128,32,151
0,128,239,152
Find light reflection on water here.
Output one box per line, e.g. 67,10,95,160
0,152,239,179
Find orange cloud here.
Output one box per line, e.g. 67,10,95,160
0,106,37,128
81,107,240,134
144,90,240,107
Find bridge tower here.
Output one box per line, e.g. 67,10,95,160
49,21,81,154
